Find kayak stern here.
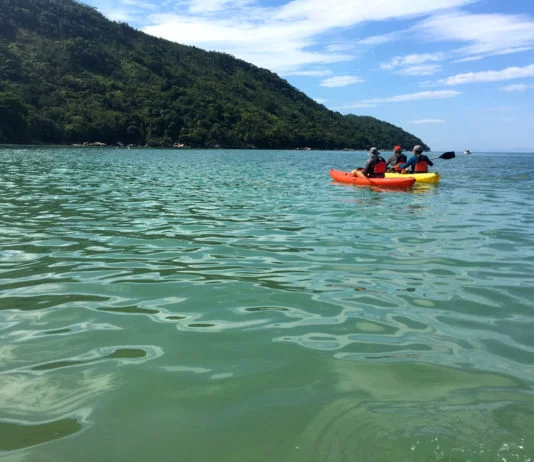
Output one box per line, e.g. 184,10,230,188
384,172,440,184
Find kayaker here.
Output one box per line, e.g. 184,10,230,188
398,145,433,173
362,147,387,178
386,145,407,172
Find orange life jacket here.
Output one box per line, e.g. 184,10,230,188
414,159,429,172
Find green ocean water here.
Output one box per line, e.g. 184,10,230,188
1,147,533,461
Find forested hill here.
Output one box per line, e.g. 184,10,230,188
0,0,429,150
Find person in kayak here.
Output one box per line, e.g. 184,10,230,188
360,147,387,178
386,145,407,172
398,145,433,173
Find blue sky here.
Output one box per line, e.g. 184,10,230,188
83,0,534,152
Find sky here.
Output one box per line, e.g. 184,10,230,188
82,0,534,152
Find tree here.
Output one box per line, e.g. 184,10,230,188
0,92,29,143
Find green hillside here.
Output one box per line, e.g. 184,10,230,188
0,0,429,150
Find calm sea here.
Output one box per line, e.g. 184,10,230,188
1,147,534,461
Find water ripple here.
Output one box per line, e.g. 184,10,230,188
1,148,534,459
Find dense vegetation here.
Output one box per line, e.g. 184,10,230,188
0,0,429,150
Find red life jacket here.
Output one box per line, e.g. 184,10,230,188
374,161,386,174
414,158,428,172
394,162,403,172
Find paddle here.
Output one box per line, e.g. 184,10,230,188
430,151,455,160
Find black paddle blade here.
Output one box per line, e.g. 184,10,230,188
440,151,455,159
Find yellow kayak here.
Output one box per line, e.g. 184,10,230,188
385,172,440,184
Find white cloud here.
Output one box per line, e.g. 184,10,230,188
98,7,139,23
358,31,402,46
334,90,461,109
281,70,333,77
122,0,157,7
363,12,534,67
320,76,364,87
325,43,356,53
453,47,533,63
408,119,446,124
187,0,254,14
500,83,532,92
272,0,472,29
419,13,534,61
440,64,534,85
143,14,354,72
91,0,159,23
314,97,328,104
139,0,474,73
380,53,444,76
91,0,533,78
398,64,443,76
380,53,445,70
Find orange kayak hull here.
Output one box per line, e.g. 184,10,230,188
330,169,416,189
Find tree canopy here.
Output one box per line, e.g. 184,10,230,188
0,0,429,150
